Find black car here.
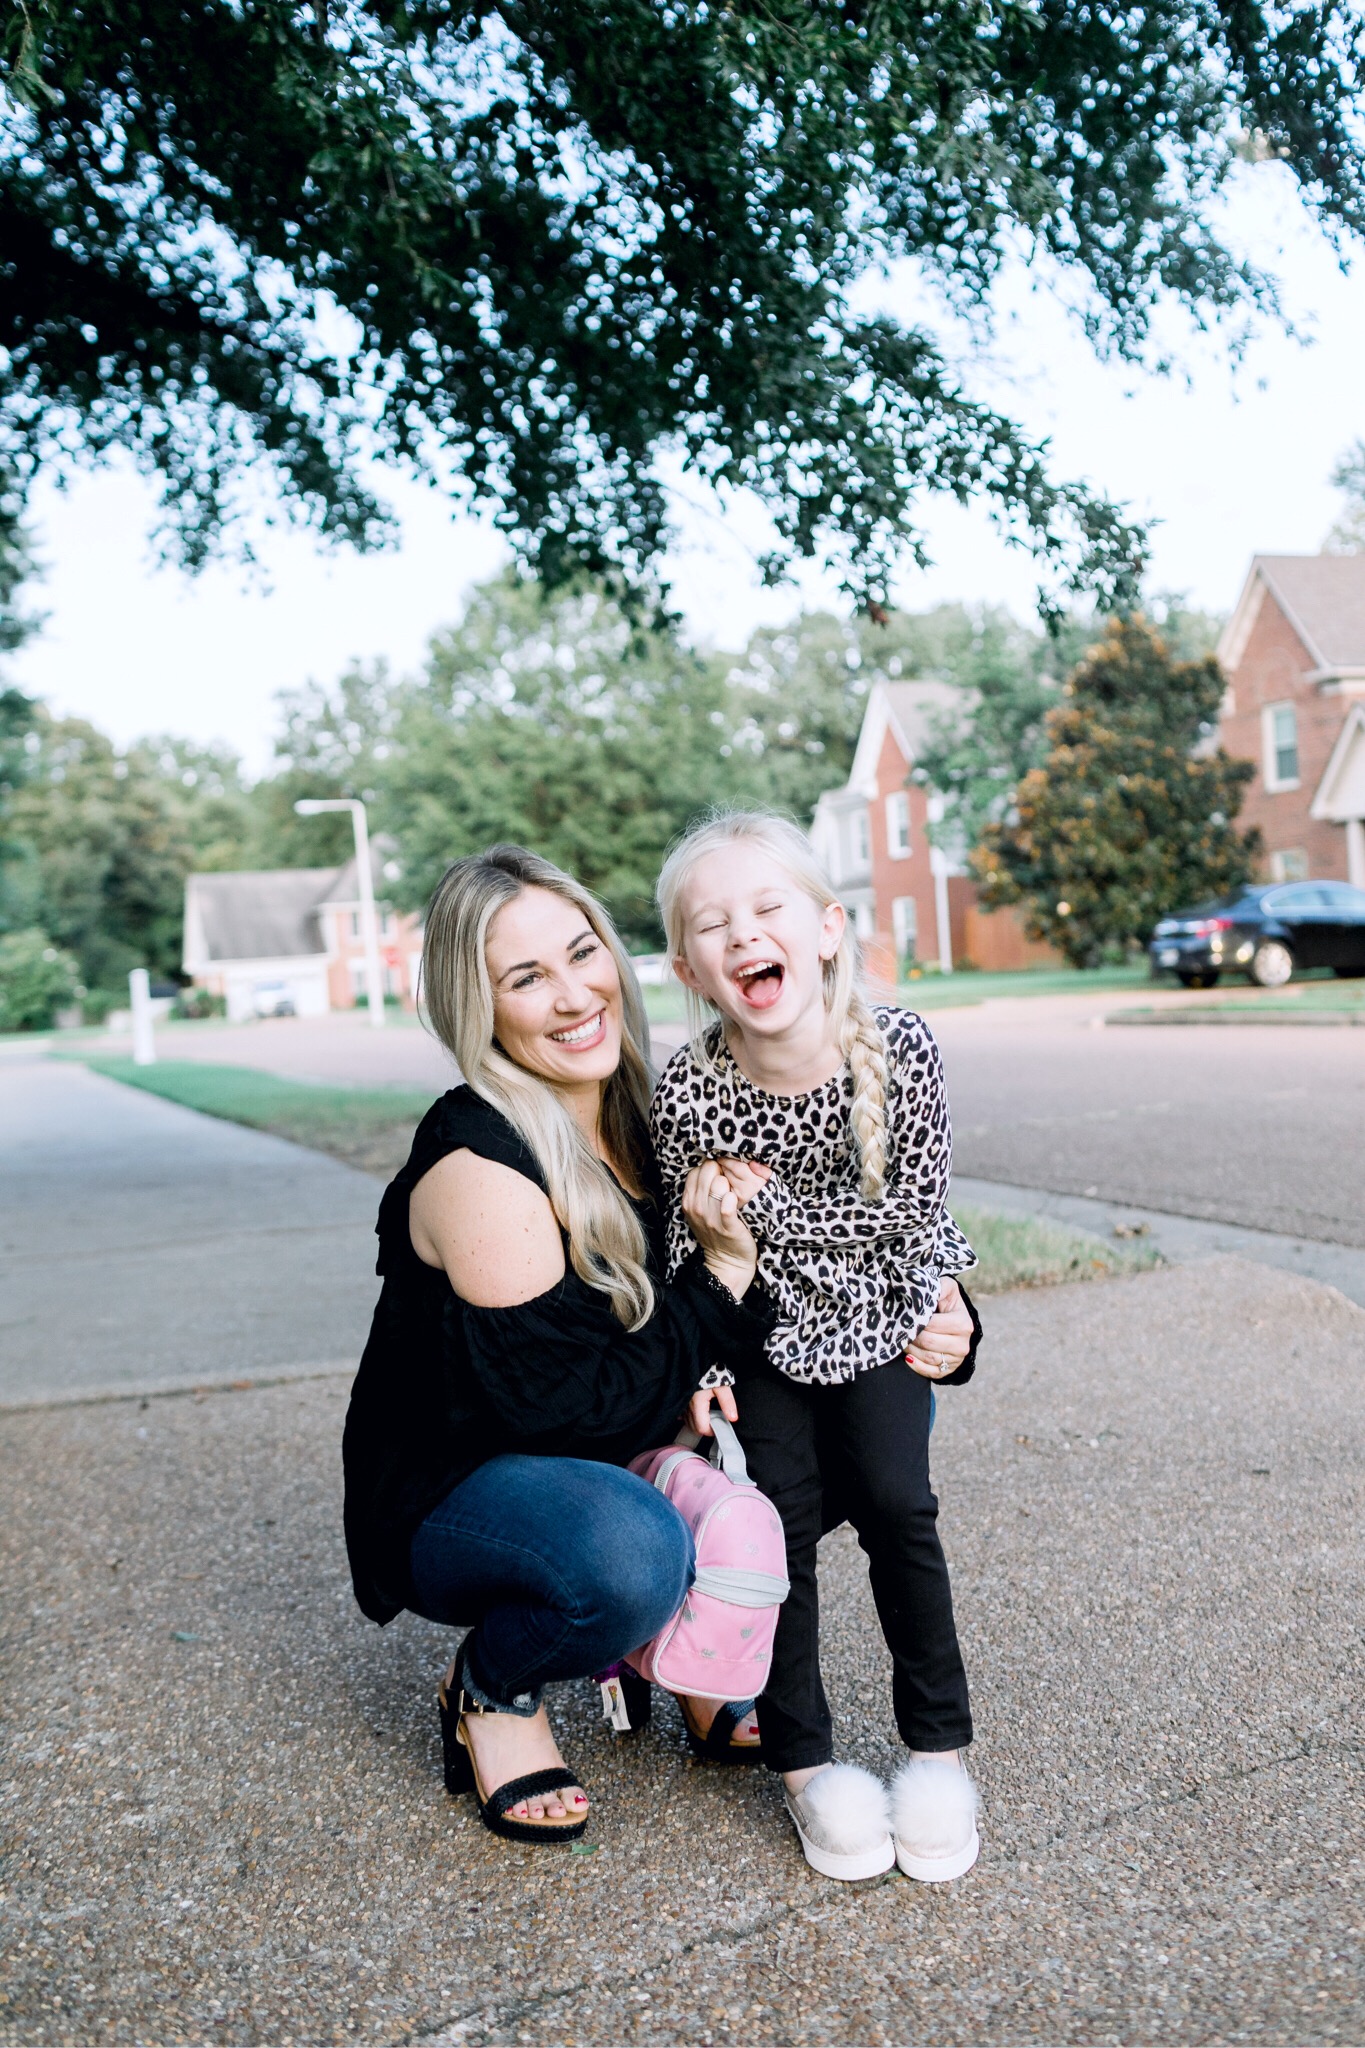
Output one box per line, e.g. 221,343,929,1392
1149,880,1365,987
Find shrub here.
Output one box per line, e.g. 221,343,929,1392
0,928,81,1031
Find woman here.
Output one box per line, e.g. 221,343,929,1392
342,843,976,1846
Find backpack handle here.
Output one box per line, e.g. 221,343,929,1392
707,1412,754,1487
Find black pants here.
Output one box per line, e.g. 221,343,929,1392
732,1356,973,1773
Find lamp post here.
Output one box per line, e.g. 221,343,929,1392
294,798,386,1028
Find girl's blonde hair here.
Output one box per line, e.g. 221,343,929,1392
421,845,656,1328
656,810,890,1201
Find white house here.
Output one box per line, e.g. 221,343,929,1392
182,841,423,1022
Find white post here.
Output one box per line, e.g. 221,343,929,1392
129,968,156,1066
931,850,954,976
1347,816,1365,891
293,796,386,1028
926,792,954,975
350,801,387,1030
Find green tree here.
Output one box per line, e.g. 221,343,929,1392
883,606,1059,858
913,594,1227,855
726,614,871,824
973,617,1259,967
9,4,1365,603
1327,440,1365,550
246,663,397,869
0,927,79,1031
0,711,194,990
381,575,740,944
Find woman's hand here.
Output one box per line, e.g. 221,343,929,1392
682,1160,758,1296
688,1383,739,1439
905,1275,974,1381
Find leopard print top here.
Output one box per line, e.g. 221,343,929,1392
651,1005,975,1387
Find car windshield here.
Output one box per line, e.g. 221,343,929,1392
1169,897,1239,920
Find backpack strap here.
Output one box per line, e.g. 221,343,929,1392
707,1413,754,1487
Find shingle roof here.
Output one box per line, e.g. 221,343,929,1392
881,679,963,754
186,870,334,962
1252,554,1365,671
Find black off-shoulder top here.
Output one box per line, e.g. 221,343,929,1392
341,1086,775,1624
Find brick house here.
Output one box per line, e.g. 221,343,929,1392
811,680,1055,982
1218,555,1365,889
183,838,424,1021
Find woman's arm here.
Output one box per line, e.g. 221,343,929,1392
410,1150,772,1447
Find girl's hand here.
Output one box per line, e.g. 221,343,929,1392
905,1275,974,1381
688,1384,739,1438
714,1157,772,1206
682,1160,757,1295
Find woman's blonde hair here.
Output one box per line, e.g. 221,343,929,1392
421,845,656,1328
656,810,890,1201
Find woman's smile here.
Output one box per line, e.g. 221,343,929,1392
547,1008,607,1049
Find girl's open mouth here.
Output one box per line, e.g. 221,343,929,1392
732,960,785,1010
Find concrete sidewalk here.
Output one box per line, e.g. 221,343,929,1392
2,1255,1361,2045
0,1056,381,1404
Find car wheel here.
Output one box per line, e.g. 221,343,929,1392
1177,971,1220,988
1250,940,1294,988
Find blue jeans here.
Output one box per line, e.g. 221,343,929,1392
408,1455,695,1715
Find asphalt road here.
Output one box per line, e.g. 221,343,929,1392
931,1004,1365,1248
78,987,1365,1249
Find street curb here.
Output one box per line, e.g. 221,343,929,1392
0,1359,355,1415
1107,1008,1365,1026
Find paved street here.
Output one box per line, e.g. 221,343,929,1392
0,1054,381,1404
2,1256,1360,2045
931,1002,1365,1248
89,988,1365,1252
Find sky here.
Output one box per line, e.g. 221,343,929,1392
10,161,1365,778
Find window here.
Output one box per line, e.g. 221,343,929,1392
850,808,871,869
1263,703,1299,789
381,909,395,937
891,895,918,966
1268,848,1309,883
349,910,361,939
885,790,911,859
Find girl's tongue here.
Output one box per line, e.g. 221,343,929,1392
735,962,785,1010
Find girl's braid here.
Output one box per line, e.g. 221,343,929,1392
841,987,889,1202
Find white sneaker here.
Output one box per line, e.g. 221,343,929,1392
785,1763,896,1881
889,1757,980,1882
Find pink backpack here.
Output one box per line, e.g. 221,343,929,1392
623,1417,789,1702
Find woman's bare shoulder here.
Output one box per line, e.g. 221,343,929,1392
409,1148,566,1307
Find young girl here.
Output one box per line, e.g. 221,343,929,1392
652,810,982,1885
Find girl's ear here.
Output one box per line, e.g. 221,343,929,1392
672,952,703,991
817,899,846,961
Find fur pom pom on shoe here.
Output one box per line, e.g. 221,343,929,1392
889,1758,980,1882
785,1764,895,1882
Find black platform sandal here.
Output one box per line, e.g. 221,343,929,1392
679,1695,763,1764
438,1681,588,1845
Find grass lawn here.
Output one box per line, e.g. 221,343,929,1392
641,963,1152,1024
87,1057,1163,1294
954,1201,1160,1294
897,964,1151,1010
1113,975,1365,1021
84,1059,436,1176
